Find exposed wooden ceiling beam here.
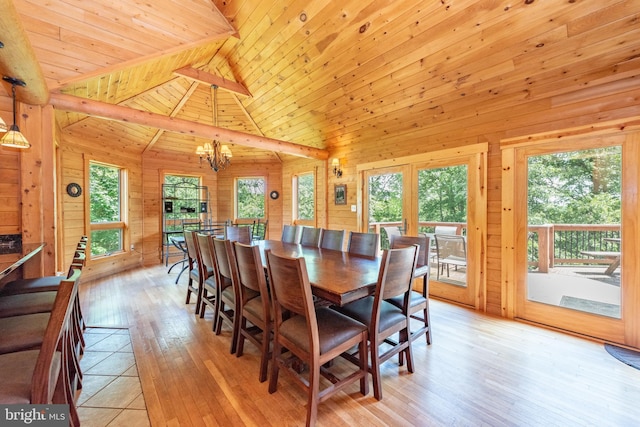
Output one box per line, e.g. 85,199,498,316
142,81,200,154
49,92,328,160
0,0,49,105
174,66,252,97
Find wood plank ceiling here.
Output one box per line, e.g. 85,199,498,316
5,0,640,162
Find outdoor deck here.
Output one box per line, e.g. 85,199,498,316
429,263,620,318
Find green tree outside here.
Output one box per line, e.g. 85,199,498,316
237,178,265,219
297,173,314,220
90,163,122,256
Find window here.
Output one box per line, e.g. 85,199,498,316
89,162,127,257
295,172,315,221
236,177,265,219
163,174,202,231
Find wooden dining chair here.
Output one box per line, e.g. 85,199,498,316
388,234,432,346
225,225,253,244
347,231,380,257
230,241,271,382
0,269,82,426
183,231,203,315
334,244,418,400
265,249,369,426
195,233,218,329
300,226,323,247
211,237,242,354
319,228,345,251
281,224,300,243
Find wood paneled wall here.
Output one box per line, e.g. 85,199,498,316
60,134,144,281
214,161,283,240
281,85,640,316
0,97,55,277
0,96,22,270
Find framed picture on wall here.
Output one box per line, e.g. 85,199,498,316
164,201,173,213
334,184,347,205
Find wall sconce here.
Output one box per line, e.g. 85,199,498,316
331,158,343,178
0,76,30,149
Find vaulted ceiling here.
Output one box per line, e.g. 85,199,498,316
3,0,640,163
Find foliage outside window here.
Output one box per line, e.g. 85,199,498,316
417,165,468,233
236,177,265,219
368,173,403,225
295,172,315,221
89,162,126,257
527,147,621,265
527,147,621,225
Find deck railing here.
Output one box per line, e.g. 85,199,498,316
369,221,467,249
527,224,620,272
369,221,621,272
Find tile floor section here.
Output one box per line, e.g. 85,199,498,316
77,328,150,427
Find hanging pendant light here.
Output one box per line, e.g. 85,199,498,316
195,85,232,172
1,76,30,149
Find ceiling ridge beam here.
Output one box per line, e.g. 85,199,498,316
174,66,252,97
49,92,328,160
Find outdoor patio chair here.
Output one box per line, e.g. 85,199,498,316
434,234,467,280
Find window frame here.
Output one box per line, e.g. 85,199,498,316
234,176,266,221
86,160,129,259
293,171,315,223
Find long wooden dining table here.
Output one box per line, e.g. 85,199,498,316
252,240,381,306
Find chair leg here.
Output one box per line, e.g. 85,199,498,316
402,327,414,373
214,297,223,335
236,319,246,357
371,340,383,401
358,334,369,396
424,304,432,345
199,294,207,319
194,282,204,316
258,325,271,383
307,362,320,427
268,341,281,394
230,308,241,354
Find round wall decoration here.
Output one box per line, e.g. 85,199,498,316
269,190,280,200
66,183,82,197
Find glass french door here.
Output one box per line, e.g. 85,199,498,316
413,160,478,306
359,146,487,309
363,166,409,250
504,132,640,346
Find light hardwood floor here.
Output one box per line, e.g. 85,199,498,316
79,264,640,426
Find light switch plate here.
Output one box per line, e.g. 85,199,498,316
351,205,357,212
